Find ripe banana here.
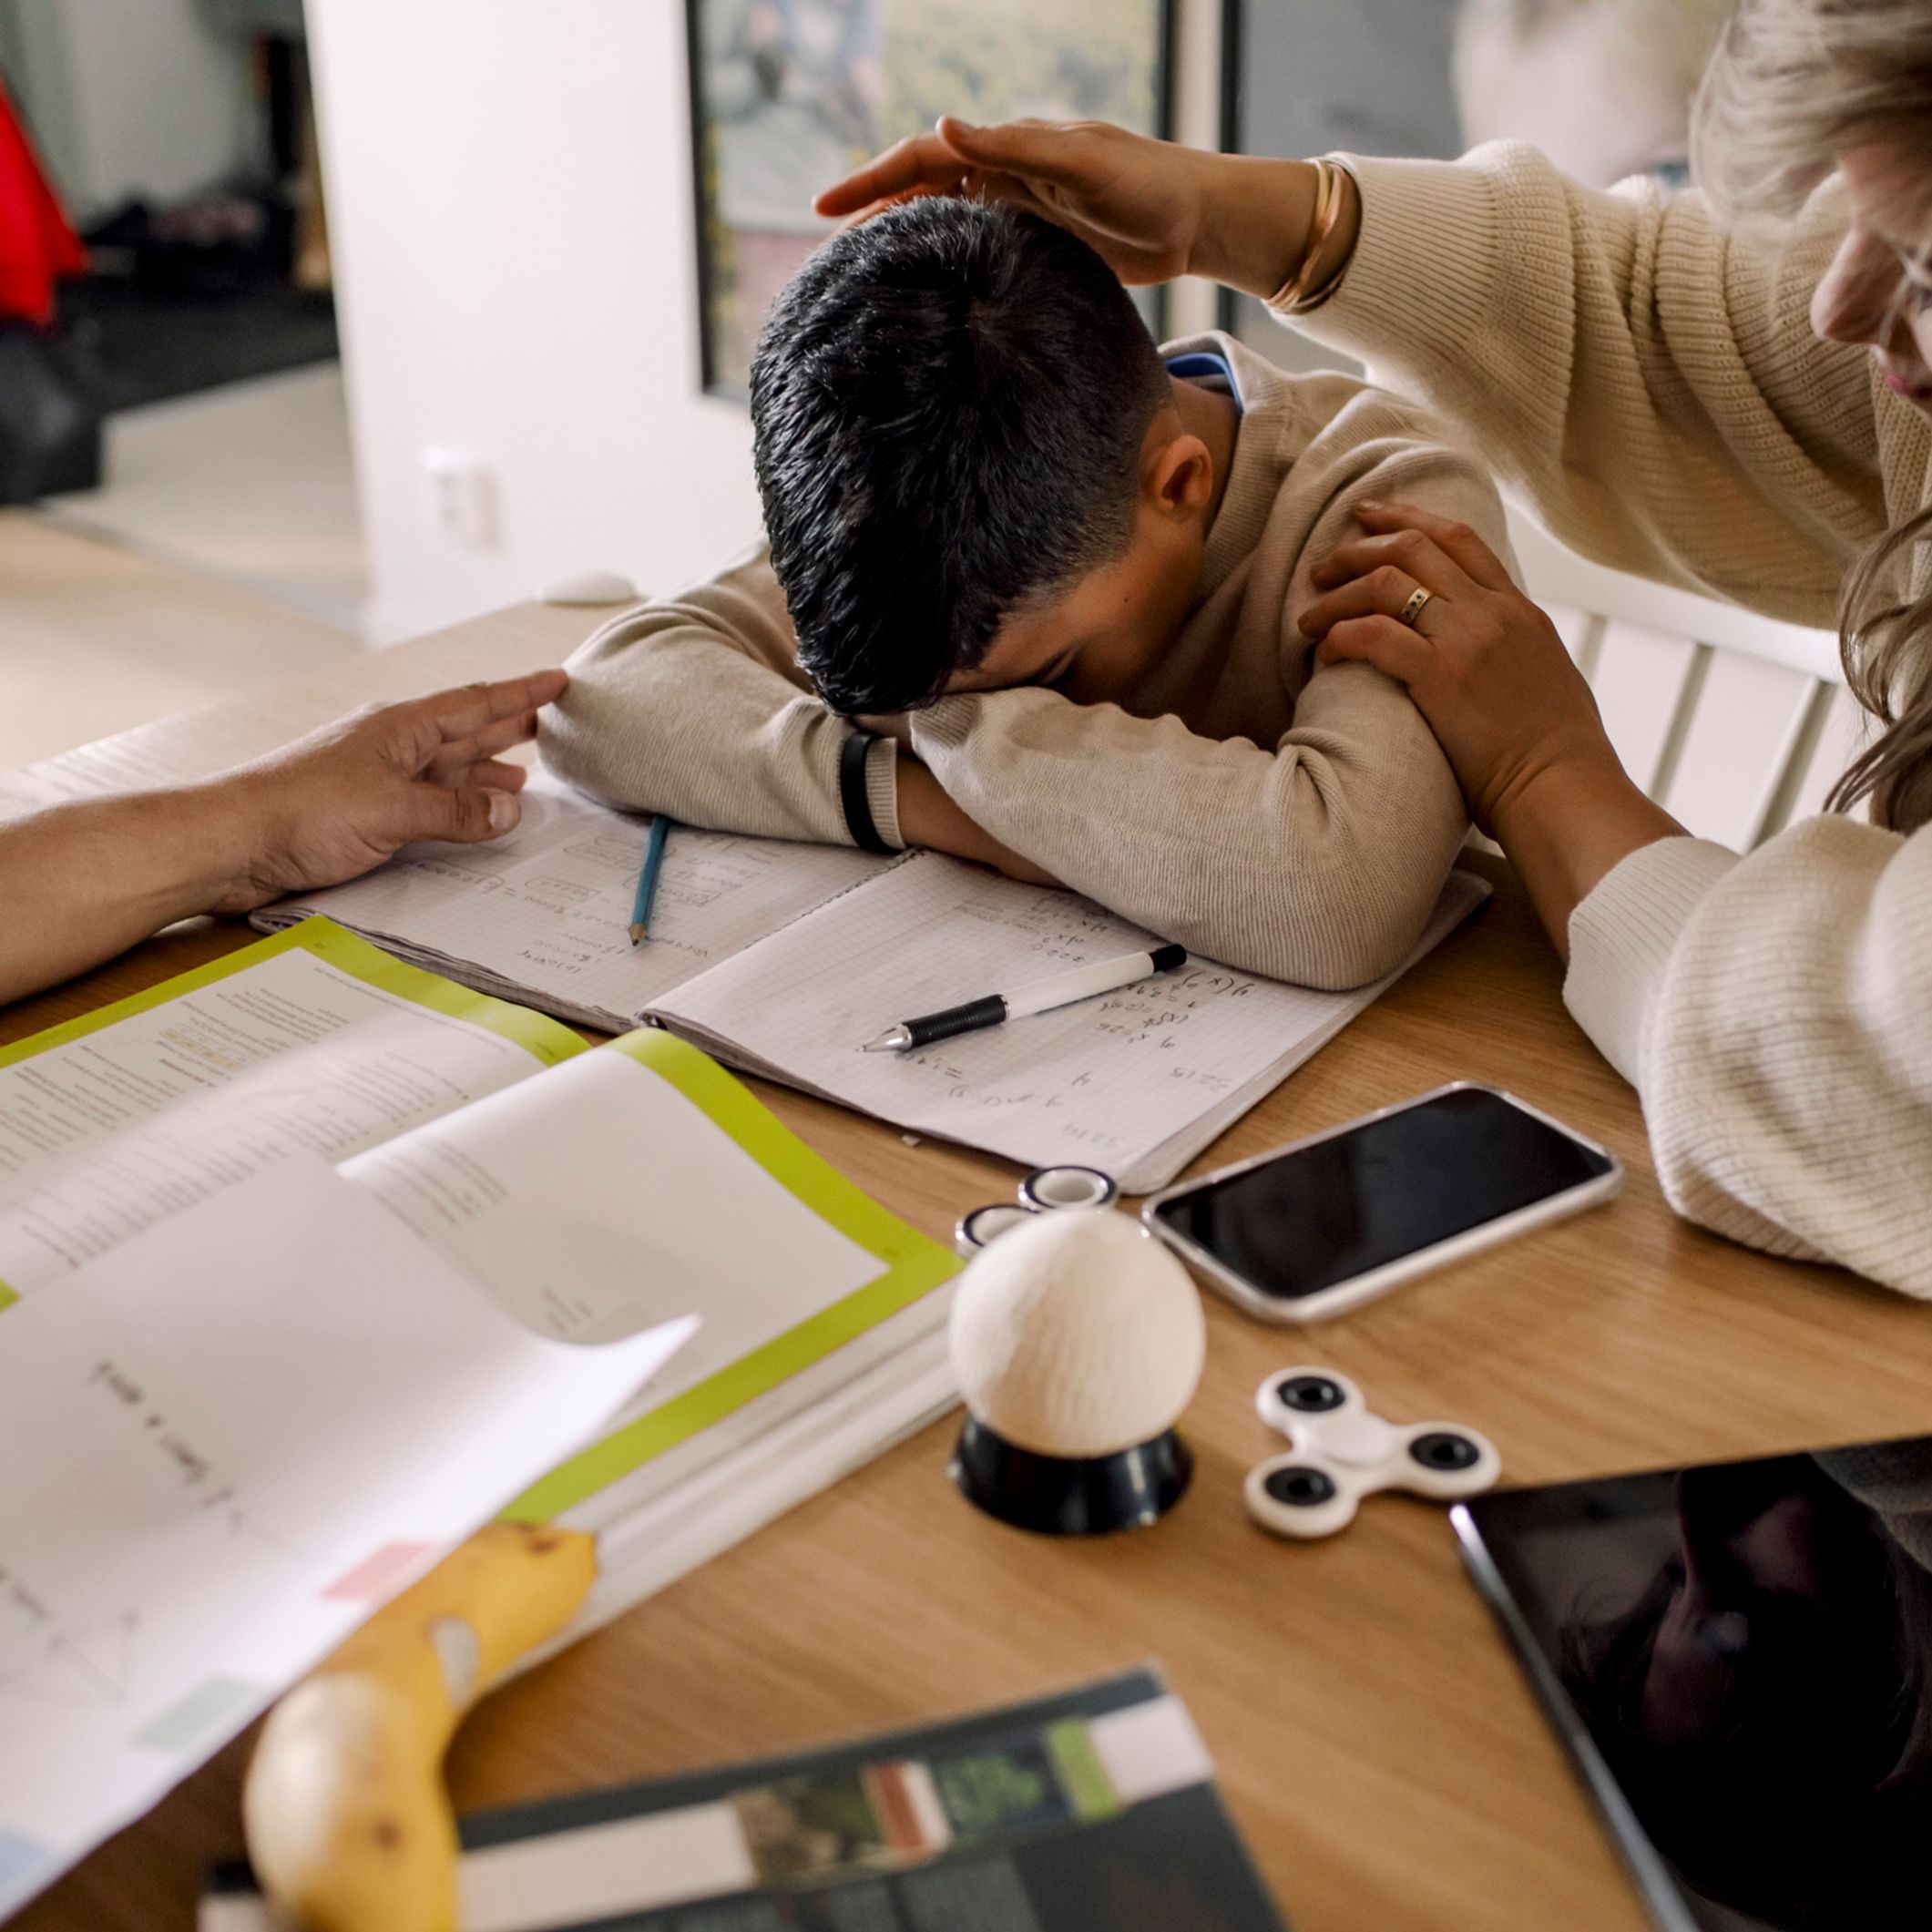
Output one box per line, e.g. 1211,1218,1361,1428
243,1522,598,1932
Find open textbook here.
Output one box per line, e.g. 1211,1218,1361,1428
0,924,962,1914
256,777,1491,1193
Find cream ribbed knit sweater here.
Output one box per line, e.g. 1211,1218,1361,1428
1293,143,1932,1296
543,334,1509,990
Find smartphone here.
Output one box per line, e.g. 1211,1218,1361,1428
1141,1084,1620,1323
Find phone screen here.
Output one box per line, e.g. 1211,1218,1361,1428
1150,1088,1614,1303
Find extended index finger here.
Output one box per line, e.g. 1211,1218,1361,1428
1353,500,1516,593
815,130,975,217
1310,530,1474,598
413,669,569,744
424,706,549,781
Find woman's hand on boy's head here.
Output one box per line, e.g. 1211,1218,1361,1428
815,117,1209,287
817,118,1345,303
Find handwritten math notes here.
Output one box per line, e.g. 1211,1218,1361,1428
655,858,1488,1191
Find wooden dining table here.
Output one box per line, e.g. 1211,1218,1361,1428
6,598,1929,1932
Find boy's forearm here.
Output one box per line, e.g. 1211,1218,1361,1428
910,686,1462,986
894,756,1059,886
544,606,866,848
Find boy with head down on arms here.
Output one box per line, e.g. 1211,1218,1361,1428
543,199,1509,989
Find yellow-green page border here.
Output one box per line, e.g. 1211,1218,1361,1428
502,1027,960,1523
0,920,587,1308
0,918,587,1073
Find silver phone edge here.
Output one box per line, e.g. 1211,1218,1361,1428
1139,1082,1623,1324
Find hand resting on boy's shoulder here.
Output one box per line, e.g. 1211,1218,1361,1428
541,200,1513,990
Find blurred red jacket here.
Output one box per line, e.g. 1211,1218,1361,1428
0,77,84,324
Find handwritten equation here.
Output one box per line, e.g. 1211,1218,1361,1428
87,1360,234,1511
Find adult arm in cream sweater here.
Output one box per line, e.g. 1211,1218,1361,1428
1285,144,1932,1293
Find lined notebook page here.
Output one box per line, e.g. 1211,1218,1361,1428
254,776,892,1029
655,856,1489,1191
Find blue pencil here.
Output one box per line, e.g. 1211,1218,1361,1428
629,813,674,946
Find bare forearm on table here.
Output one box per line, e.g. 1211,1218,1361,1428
0,670,565,1006
0,785,255,1004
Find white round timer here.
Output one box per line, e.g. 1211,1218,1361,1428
949,1211,1206,1461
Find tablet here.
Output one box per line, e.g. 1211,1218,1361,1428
1453,1438,1932,1930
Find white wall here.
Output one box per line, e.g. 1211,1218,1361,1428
5,0,257,223
307,0,762,643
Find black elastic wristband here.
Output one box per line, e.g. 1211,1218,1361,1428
839,730,894,855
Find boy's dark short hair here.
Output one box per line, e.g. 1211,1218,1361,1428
750,199,1170,716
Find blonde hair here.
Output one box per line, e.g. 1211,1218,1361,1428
1693,0,1932,832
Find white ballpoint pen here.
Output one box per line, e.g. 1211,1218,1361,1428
862,943,1188,1053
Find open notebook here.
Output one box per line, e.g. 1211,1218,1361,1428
256,777,1489,1194
252,772,894,1035
654,857,1488,1192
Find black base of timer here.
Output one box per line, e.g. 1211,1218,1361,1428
949,1416,1193,1537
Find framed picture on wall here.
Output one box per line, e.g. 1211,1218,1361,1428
686,0,1173,398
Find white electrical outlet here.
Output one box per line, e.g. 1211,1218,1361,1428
420,445,499,550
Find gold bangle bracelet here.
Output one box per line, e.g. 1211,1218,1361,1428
1290,157,1360,313
1267,158,1341,312
1267,155,1359,315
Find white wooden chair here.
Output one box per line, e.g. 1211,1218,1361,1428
1508,509,1870,851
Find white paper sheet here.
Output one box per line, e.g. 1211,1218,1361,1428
255,776,893,1030
0,1156,692,1921
344,1045,886,1406
0,945,553,1297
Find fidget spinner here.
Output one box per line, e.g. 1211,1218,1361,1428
1243,1366,1500,1539
955,1166,1121,1257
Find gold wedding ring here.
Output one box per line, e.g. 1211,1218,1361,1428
1397,587,1434,628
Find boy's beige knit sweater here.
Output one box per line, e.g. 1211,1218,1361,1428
1293,143,1932,1296
543,334,1510,990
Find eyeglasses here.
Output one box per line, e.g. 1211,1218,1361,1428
1876,236,1932,323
